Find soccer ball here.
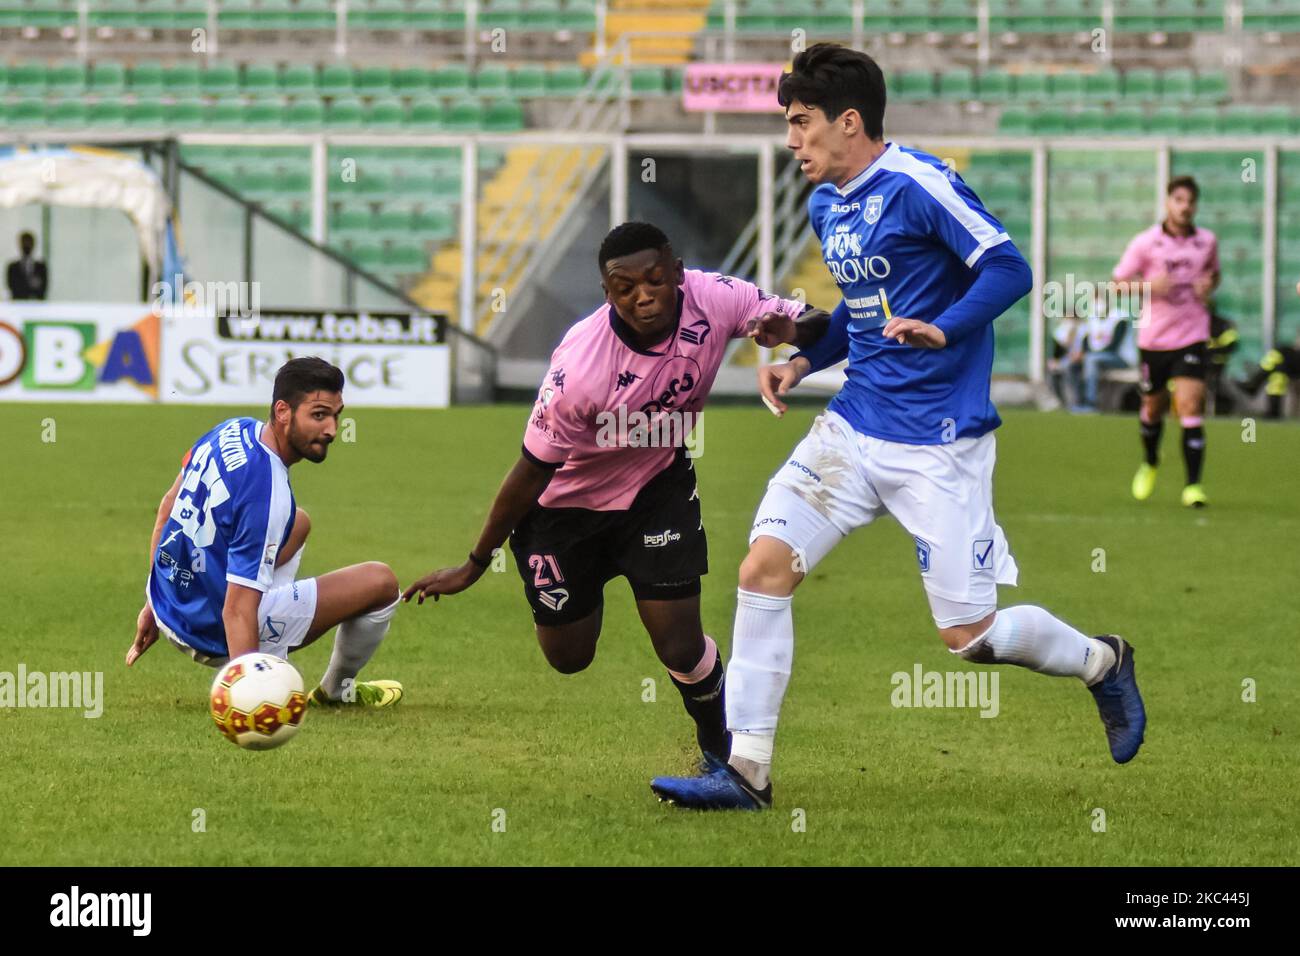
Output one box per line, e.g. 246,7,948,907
210,653,307,750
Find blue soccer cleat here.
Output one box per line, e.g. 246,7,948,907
1088,635,1146,764
651,753,773,810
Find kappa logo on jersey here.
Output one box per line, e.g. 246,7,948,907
538,588,569,611
614,370,641,390
678,319,711,346
914,536,932,573
550,368,565,393
643,529,682,548
864,194,884,225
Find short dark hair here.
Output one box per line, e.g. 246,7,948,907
1167,175,1199,200
598,221,671,272
271,357,344,413
777,43,886,139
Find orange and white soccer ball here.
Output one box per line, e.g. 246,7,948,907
210,653,307,750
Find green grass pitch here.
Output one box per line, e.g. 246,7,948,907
0,402,1295,865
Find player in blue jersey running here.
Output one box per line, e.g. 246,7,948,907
651,44,1146,810
126,357,403,708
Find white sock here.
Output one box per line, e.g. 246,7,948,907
955,605,1114,684
725,588,794,786
319,592,398,699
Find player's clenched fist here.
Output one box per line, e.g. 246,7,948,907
757,356,810,417
882,317,947,349
745,310,797,348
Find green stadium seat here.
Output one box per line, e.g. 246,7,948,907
1147,105,1185,135
1161,68,1196,103
246,100,286,129
475,65,511,95
243,63,279,94
445,101,485,132
893,70,934,102
1256,105,1293,135
356,0,408,30
367,97,407,129
319,64,355,95
89,61,127,94
1108,105,1145,136
392,68,434,94
88,98,127,127
933,0,978,32
9,99,48,127
292,0,337,29
407,100,445,129
280,64,319,94
1194,70,1229,101
207,97,246,129
8,62,47,94
1074,107,1108,136
631,68,667,96
560,0,597,31
1184,106,1222,135
1219,107,1257,137
47,60,85,94
165,98,207,129
1050,72,1086,102
483,100,524,131
202,62,240,96
355,66,392,95
161,63,202,98
977,70,1013,102
523,0,564,31
1032,107,1070,135
1013,72,1048,102
286,98,325,128
1115,0,1159,32
126,98,166,127
412,208,455,240
892,0,932,32
1123,68,1157,100
937,69,975,101
218,0,256,30
997,106,1032,136
431,65,472,95
49,98,88,127
129,62,165,95
546,65,586,96
1084,70,1121,102
326,96,366,128
387,241,430,273
510,66,547,97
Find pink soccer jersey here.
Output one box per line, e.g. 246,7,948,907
522,269,806,511
1112,223,1220,351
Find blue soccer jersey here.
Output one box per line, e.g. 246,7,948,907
794,143,1033,445
148,418,296,658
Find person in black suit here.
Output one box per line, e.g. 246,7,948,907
6,232,48,300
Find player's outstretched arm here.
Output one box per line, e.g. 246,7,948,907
402,454,556,605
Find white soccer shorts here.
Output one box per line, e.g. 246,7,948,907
748,409,1019,625
161,575,319,668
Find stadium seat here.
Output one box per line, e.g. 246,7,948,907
510,66,548,97
393,68,434,95
407,100,445,129
631,68,667,96
977,71,1014,102
286,98,325,128
431,65,472,95
319,64,355,96
998,106,1032,135
87,98,127,127
47,60,85,94
243,63,279,95
326,96,366,128
280,64,319,94
1160,68,1196,104
1050,72,1086,103
1194,70,1229,102
546,66,586,96
367,97,407,130
128,62,164,95
246,100,286,129
126,98,166,128
165,98,207,129
89,61,127,94
1084,70,1121,103
1014,72,1049,102
355,67,393,96
445,101,485,131
475,65,511,95
49,98,88,127
483,100,525,131
1123,69,1158,101
937,69,975,101
893,71,934,102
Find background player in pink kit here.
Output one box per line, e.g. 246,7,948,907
403,221,826,766
1113,175,1220,507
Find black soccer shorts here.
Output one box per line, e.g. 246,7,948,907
1139,341,1208,394
509,451,708,626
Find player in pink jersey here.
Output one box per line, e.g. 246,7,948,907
1113,175,1220,507
402,222,826,765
